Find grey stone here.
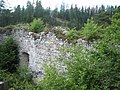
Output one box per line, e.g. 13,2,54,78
0,27,93,82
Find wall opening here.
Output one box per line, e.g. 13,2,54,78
19,52,29,67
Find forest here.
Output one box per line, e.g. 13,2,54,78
0,0,118,29
0,0,120,90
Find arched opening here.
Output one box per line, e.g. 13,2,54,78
19,52,29,67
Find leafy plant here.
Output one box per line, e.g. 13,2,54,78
0,68,41,90
0,36,19,73
65,29,80,44
38,11,120,90
81,19,101,41
4,25,15,30
0,37,41,89
30,18,45,33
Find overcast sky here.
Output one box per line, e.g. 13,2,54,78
6,0,120,9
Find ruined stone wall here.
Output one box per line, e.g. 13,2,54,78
0,27,93,81
12,29,68,80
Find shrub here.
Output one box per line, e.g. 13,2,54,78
30,18,45,33
81,19,101,41
38,11,120,90
39,40,120,90
0,36,42,89
65,29,80,44
38,45,91,90
4,25,15,30
0,68,41,90
0,36,19,73
38,65,66,90
44,27,67,41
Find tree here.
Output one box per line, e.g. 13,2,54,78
81,19,101,41
93,12,111,27
14,5,21,23
21,6,26,22
52,7,59,18
42,7,51,24
30,18,45,33
0,9,13,26
34,0,43,18
25,1,34,22
59,2,66,20
0,37,19,73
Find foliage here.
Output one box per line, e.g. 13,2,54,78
93,12,112,27
0,0,117,30
25,1,34,23
39,46,87,90
81,19,101,41
0,25,14,35
0,37,41,89
0,36,19,73
65,29,80,44
44,27,67,41
90,14,120,88
0,9,13,27
38,65,66,90
38,10,120,90
4,25,15,30
45,27,80,44
30,18,45,33
0,68,41,90
0,3,119,90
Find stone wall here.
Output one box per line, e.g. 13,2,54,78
12,29,68,80
0,27,93,81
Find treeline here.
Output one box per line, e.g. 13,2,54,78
0,0,118,29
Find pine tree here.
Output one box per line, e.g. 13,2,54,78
34,0,43,18
25,1,34,22
21,6,25,22
14,5,21,23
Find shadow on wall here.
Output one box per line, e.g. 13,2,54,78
19,52,29,67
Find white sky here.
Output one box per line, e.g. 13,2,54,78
6,0,120,9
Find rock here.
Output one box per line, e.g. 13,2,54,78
0,81,8,90
0,27,93,82
29,32,33,36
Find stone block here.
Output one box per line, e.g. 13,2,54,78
0,81,8,90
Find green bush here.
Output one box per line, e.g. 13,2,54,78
81,19,101,41
30,18,45,33
38,65,66,90
38,11,120,90
44,27,68,42
0,36,19,73
0,68,41,90
39,40,120,90
65,29,80,44
4,25,15,30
